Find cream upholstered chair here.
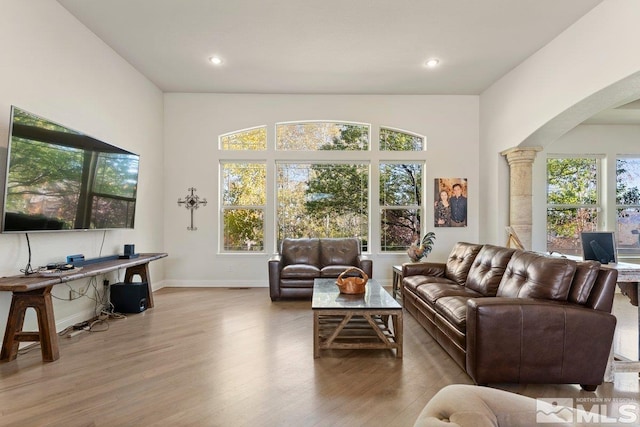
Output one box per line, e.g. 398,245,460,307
413,385,593,427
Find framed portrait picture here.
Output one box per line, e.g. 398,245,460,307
434,178,467,227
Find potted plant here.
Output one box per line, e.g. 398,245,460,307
407,232,436,262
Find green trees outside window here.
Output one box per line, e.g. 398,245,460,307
276,123,369,249
380,163,423,251
546,157,599,255
547,156,640,257
222,163,266,251
220,123,425,253
616,157,640,254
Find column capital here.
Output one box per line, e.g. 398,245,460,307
500,146,542,165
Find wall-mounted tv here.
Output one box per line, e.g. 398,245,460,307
1,106,140,232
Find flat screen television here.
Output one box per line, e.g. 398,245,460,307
580,231,617,264
1,106,140,232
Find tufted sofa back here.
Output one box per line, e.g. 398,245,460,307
465,245,517,296
444,242,483,285
497,251,576,301
281,238,320,266
319,238,360,267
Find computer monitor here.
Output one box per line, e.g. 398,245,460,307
580,232,617,264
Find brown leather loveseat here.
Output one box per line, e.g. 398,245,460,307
402,242,618,391
269,237,372,301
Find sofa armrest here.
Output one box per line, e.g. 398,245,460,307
356,255,373,278
466,297,616,387
268,257,283,301
402,262,446,278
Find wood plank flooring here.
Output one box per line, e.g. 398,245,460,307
0,288,638,427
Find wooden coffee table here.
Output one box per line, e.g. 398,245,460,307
312,278,403,358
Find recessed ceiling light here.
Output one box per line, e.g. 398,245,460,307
209,56,223,65
424,58,440,68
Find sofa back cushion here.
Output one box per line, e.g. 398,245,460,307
466,245,517,296
319,238,359,267
568,261,600,305
497,251,576,301
586,268,618,312
445,242,483,285
281,238,320,266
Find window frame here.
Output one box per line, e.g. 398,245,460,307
275,120,371,151
217,122,429,256
275,160,370,250
379,161,425,253
220,161,267,253
616,155,640,256
545,154,602,255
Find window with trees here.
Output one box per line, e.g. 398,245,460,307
221,162,266,252
616,157,640,255
276,122,369,150
380,127,424,151
220,126,266,150
379,128,425,252
275,122,369,249
277,162,368,248
546,156,600,255
380,162,423,251
218,122,425,254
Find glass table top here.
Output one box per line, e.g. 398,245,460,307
312,278,401,309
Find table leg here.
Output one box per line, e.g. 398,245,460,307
392,270,399,299
313,311,320,358
124,263,154,308
1,287,59,362
393,311,403,359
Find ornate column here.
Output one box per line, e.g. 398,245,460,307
500,146,542,250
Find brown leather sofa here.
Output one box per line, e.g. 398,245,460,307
402,242,618,391
268,237,372,301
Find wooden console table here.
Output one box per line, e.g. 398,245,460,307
0,252,167,363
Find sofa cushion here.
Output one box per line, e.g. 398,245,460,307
434,295,476,333
568,261,600,305
281,264,320,279
445,242,483,285
466,245,517,296
319,238,359,267
497,251,576,301
281,238,320,266
403,275,453,293
416,282,482,305
320,265,356,278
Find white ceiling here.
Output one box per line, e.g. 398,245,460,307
57,0,604,95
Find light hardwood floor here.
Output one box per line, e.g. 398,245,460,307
0,288,638,427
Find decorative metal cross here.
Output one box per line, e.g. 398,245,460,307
177,187,208,231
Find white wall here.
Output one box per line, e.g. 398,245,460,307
0,1,165,339
479,0,640,246
163,94,480,287
531,124,640,253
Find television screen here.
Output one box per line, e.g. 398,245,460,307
580,231,617,264
1,106,140,232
